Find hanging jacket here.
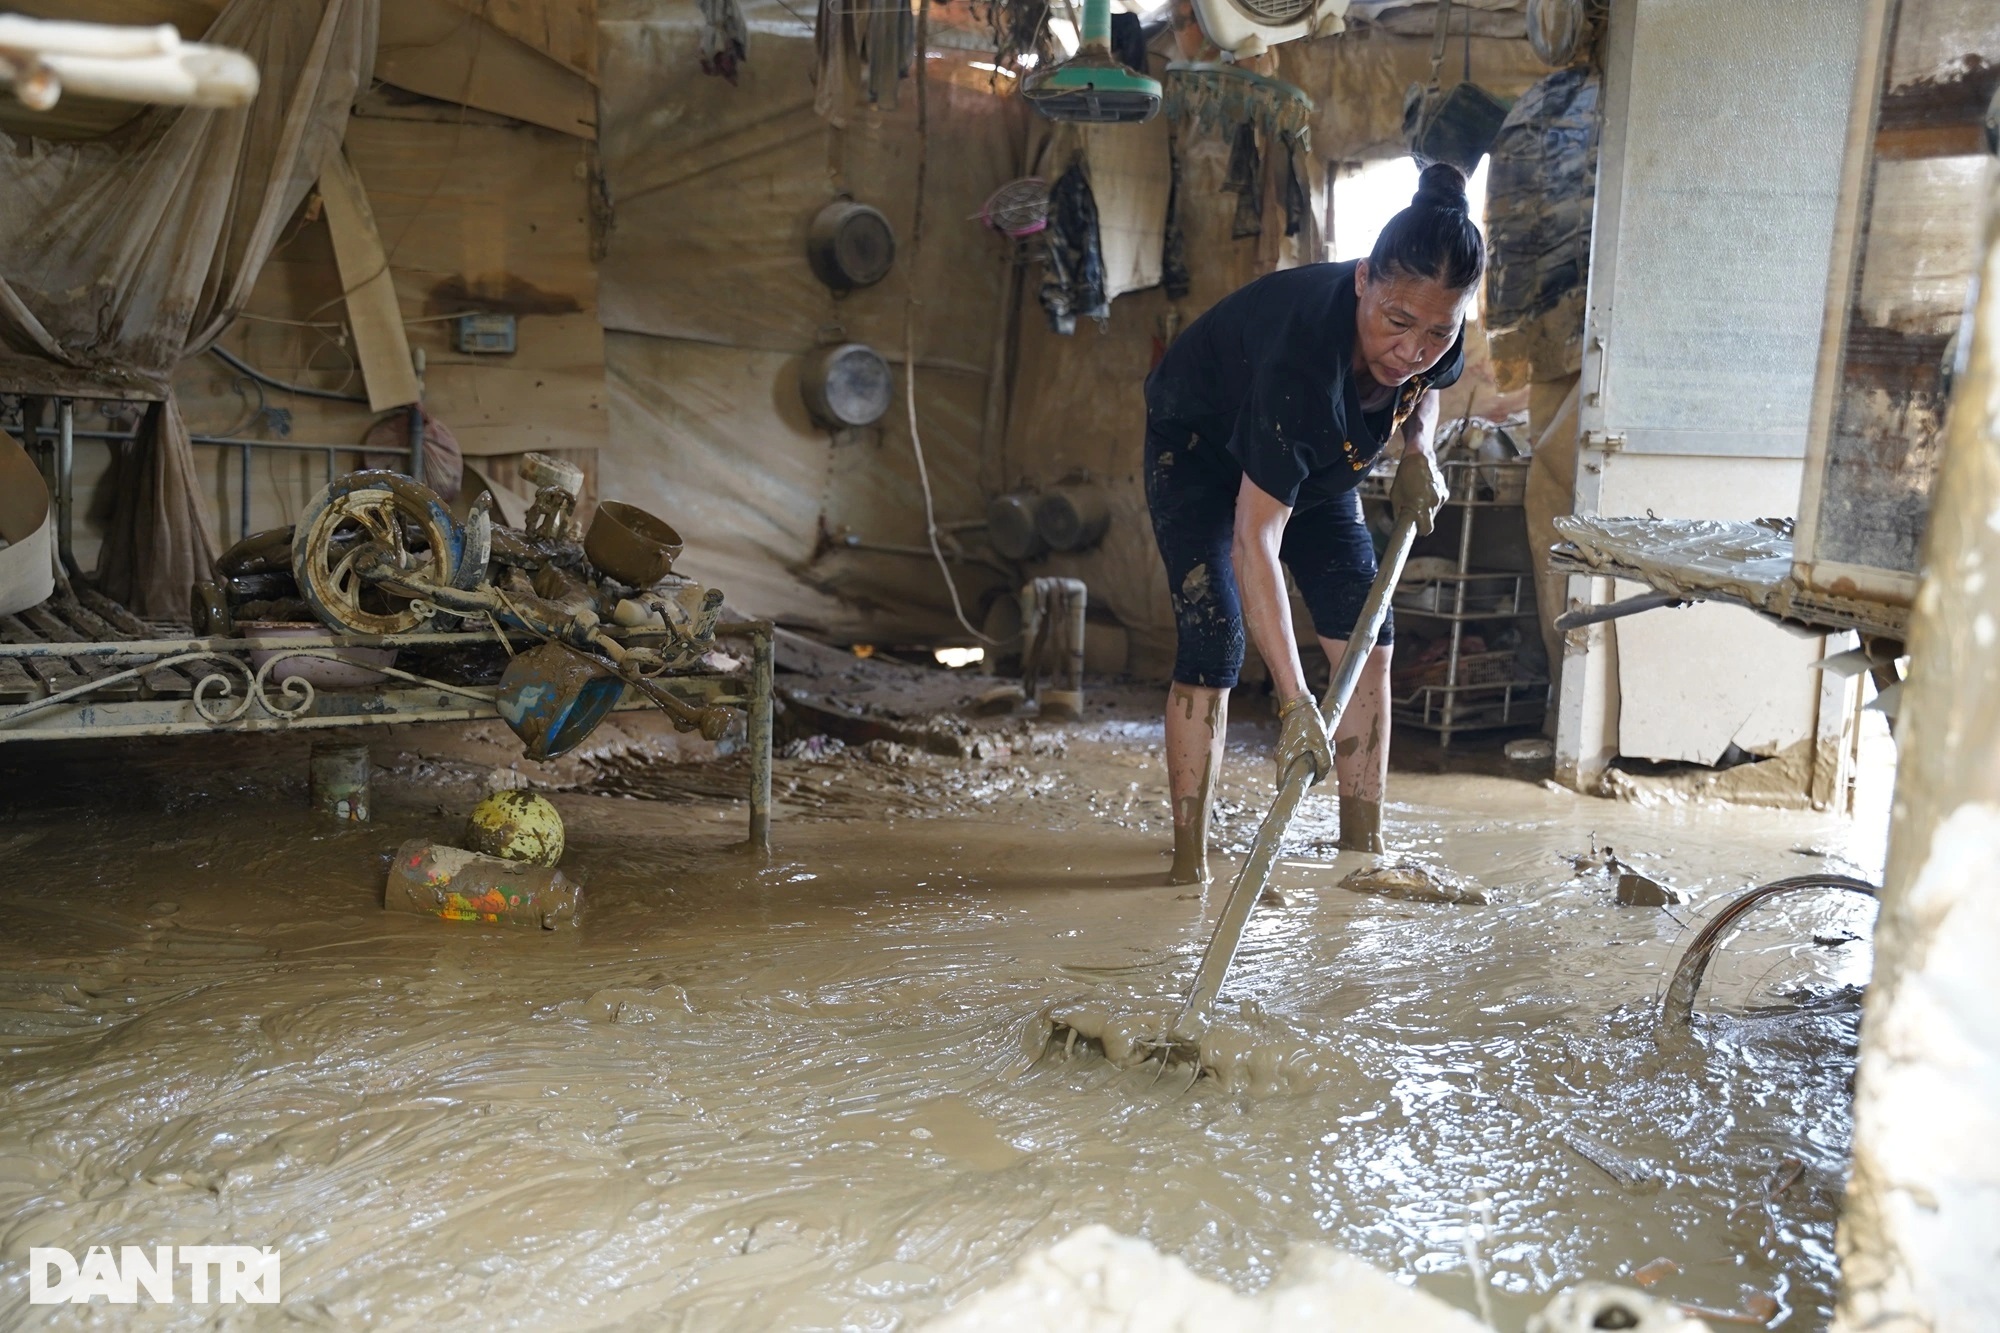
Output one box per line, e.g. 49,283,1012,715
1040,161,1109,335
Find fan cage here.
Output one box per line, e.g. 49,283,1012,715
980,177,1052,239
1228,0,1315,24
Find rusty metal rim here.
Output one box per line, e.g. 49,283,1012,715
1658,873,1880,1038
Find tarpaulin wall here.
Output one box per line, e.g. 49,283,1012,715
595,0,1028,638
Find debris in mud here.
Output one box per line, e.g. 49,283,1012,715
864,739,925,767
1563,840,1683,905
1616,870,1682,907
1559,1129,1660,1193
464,790,567,867
1338,857,1488,905
782,735,848,762
568,983,692,1023
962,734,1013,762
385,839,582,929
1564,833,1607,873
971,683,1025,716
1631,1257,1680,1288
1034,999,1338,1095
778,687,967,758
1676,1292,1782,1326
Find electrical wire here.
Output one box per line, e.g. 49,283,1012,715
234,310,478,330
904,0,1000,646
211,346,368,404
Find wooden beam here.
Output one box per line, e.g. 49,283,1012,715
435,0,596,83
318,148,421,412
376,0,597,140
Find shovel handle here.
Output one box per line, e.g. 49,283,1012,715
1169,513,1421,1043
1316,513,1421,740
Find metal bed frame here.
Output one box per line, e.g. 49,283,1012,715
0,398,774,849
0,591,776,848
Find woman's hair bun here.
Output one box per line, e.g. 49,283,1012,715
1368,158,1484,290
1412,162,1469,212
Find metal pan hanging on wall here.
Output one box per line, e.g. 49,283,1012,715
801,342,893,429
807,200,897,291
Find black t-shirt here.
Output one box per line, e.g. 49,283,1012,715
1144,260,1465,512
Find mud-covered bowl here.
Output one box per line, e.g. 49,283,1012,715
238,620,394,688
585,501,683,587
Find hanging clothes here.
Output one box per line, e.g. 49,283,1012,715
859,0,915,108
1161,136,1191,302
812,0,852,123
698,0,749,83
813,0,912,120
1039,161,1109,336
1281,131,1311,242
1222,123,1263,241
1109,11,1148,73
1081,117,1172,302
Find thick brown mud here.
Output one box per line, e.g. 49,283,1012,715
0,702,1884,1329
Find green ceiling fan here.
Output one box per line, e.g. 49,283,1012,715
1020,0,1162,124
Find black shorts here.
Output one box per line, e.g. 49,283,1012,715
1145,421,1390,690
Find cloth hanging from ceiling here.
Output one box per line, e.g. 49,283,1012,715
1222,123,1263,240
1082,117,1172,302
1281,132,1311,240
1162,136,1191,301
95,403,222,622
699,0,749,82
1109,12,1148,73
813,0,913,120
0,0,376,617
1040,160,1109,335
812,0,853,123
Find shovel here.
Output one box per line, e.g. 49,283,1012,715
1043,509,1421,1074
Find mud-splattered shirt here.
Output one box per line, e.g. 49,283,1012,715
1143,260,1464,511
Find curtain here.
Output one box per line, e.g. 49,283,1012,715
0,0,377,617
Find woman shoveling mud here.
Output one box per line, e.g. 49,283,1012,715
1143,163,1484,881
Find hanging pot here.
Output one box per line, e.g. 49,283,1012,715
807,200,897,291
801,342,894,429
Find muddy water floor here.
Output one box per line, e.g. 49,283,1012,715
0,702,1886,1329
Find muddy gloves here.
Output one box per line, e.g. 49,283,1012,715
1390,449,1448,536
1275,695,1335,787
